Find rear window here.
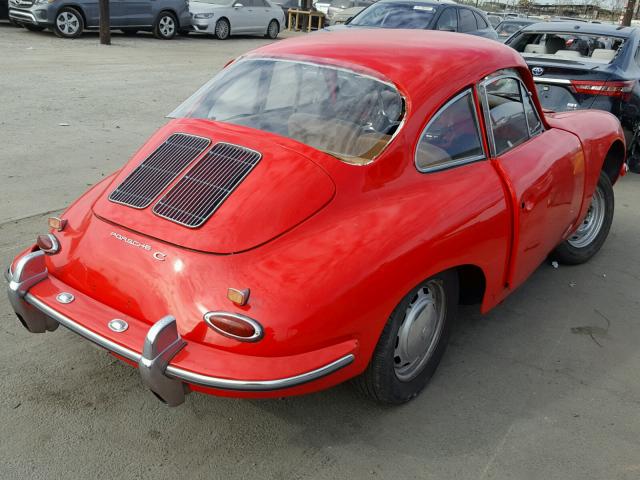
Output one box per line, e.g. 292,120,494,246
349,2,436,28
509,32,626,64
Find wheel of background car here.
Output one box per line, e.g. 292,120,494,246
628,131,640,174
24,24,45,32
215,18,230,40
121,29,138,36
53,7,84,38
552,171,614,265
353,270,458,404
265,19,279,39
154,11,177,40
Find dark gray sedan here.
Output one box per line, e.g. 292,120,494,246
325,0,498,40
9,0,191,39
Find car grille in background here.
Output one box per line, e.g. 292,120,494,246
109,133,210,209
152,143,261,228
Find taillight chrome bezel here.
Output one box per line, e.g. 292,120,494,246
203,311,263,342
36,233,60,255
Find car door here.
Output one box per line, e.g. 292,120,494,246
252,0,273,33
230,0,252,33
117,0,153,26
434,7,457,32
479,71,585,289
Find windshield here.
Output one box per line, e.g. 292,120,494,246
350,2,436,28
169,58,405,165
510,32,626,63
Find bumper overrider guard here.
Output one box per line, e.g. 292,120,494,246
5,250,355,406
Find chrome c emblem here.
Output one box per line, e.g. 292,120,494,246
153,252,167,261
532,67,544,76
108,319,128,332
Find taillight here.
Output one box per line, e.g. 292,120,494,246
571,80,635,99
36,234,60,254
204,312,263,342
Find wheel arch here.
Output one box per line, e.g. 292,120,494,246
601,139,626,185
456,264,487,306
56,4,87,28
156,9,179,27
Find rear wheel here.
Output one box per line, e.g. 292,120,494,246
154,11,177,39
265,19,279,39
354,270,458,404
215,18,230,39
53,7,84,38
552,171,614,265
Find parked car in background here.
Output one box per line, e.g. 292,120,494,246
8,0,190,38
506,22,640,172
487,14,502,28
326,0,374,26
6,30,625,407
272,0,298,26
314,0,331,14
495,17,537,42
327,4,364,24
1,0,9,21
326,0,498,40
189,0,285,39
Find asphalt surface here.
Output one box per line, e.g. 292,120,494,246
1,23,640,480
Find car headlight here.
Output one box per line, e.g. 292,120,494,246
193,12,214,19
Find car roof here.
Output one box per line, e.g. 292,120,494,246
501,18,537,24
519,21,637,38
250,29,527,102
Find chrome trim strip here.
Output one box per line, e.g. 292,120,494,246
165,354,355,391
533,76,571,85
8,10,37,23
20,294,354,391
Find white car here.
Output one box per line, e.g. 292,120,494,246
190,0,285,39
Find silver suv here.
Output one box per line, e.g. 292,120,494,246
9,0,191,39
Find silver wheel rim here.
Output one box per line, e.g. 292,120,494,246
217,21,228,38
394,280,446,382
269,21,277,37
567,185,606,248
57,11,80,35
159,15,175,37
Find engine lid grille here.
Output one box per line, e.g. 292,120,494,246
109,133,210,209
152,142,261,228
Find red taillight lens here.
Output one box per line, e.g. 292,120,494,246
571,80,635,99
36,234,60,254
204,312,263,342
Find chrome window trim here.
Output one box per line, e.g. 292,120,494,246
479,73,545,158
414,88,487,174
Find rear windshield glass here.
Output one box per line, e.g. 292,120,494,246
169,58,405,165
349,2,436,28
510,32,625,63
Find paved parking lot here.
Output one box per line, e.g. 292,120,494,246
1,24,640,480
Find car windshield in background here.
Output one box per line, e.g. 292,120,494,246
510,32,625,63
331,0,355,8
169,58,405,164
349,2,436,28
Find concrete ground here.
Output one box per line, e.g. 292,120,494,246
1,23,640,480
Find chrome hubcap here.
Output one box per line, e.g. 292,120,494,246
217,21,228,37
567,186,605,248
394,280,446,382
57,12,80,35
159,16,175,37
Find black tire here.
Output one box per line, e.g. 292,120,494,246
265,19,279,39
121,29,138,36
214,18,230,40
552,171,614,265
24,24,45,32
53,7,84,38
154,11,177,39
354,270,458,404
628,133,640,174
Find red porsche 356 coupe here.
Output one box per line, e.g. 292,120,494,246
6,30,626,406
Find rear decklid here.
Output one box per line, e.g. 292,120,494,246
93,119,336,254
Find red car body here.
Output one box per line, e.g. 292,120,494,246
6,30,626,405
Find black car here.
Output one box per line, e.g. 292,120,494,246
507,22,640,172
325,0,498,40
495,18,538,42
1,0,8,20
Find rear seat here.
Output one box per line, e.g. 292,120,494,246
524,44,546,54
591,49,616,61
555,50,583,58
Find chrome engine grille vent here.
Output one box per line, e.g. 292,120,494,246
109,133,210,209
153,143,261,228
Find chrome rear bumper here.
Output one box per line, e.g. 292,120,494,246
5,251,354,406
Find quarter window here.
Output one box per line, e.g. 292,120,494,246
436,8,457,31
458,9,476,32
473,11,488,29
415,89,485,172
522,87,543,136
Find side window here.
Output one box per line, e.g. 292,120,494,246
482,77,530,155
473,11,488,29
415,89,485,172
635,47,640,68
436,8,457,31
521,84,543,136
458,8,476,32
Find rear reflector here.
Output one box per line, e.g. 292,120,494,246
571,80,635,99
204,312,263,342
